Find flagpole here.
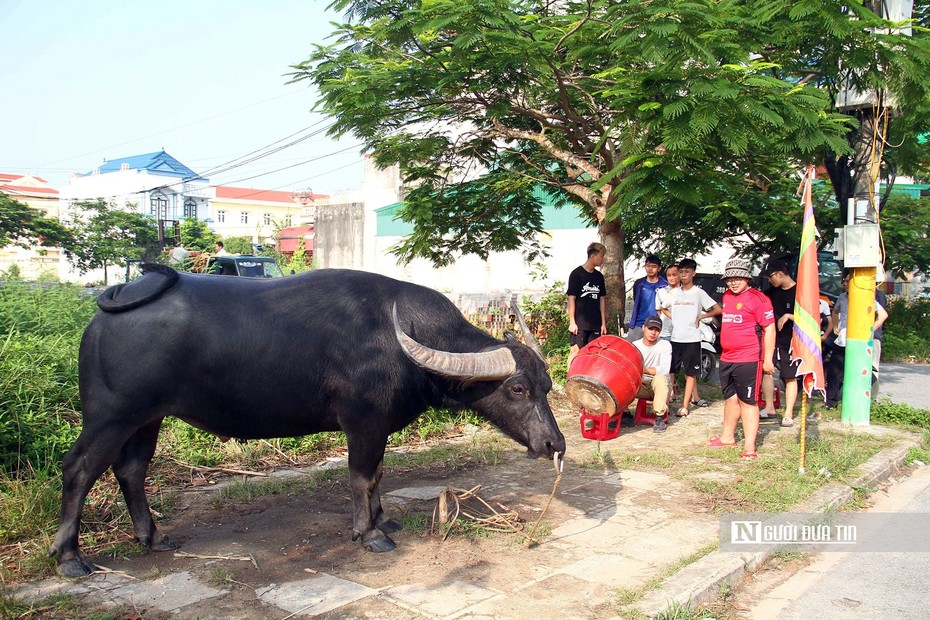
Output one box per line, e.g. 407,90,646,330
799,392,807,474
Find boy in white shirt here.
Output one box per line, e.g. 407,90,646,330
660,258,722,417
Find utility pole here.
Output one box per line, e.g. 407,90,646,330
837,0,913,424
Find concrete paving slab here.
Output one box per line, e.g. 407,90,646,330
558,552,654,586
385,580,503,617
106,571,226,612
387,485,448,501
256,573,378,617
12,578,94,604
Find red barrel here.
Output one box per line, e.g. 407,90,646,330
565,336,644,415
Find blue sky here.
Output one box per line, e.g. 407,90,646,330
0,0,366,194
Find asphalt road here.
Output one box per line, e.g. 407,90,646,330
878,363,930,409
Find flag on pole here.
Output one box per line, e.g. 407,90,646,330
791,164,826,398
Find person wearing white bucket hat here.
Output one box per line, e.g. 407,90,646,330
707,257,775,460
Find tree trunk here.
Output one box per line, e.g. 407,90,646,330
599,218,625,333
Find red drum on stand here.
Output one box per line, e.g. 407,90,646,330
565,336,644,440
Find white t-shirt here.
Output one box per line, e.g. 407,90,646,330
667,286,716,343
655,285,678,339
634,337,672,378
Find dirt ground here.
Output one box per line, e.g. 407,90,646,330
96,451,610,618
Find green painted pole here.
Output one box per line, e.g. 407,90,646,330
841,267,876,425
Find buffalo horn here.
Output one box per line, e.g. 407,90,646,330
511,300,546,364
392,304,516,380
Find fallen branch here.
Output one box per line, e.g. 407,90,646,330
174,551,255,563
260,439,299,465
169,458,267,478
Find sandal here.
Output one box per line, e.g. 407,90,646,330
707,436,738,448
693,399,710,407
759,410,776,419
780,417,795,427
739,451,758,460
676,407,690,417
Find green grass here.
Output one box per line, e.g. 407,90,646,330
677,430,897,512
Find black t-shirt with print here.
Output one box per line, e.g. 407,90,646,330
567,265,606,331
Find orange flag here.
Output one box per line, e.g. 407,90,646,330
791,164,826,397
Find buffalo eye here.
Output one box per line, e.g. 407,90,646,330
510,384,527,396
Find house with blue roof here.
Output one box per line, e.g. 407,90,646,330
58,150,213,282
61,150,211,225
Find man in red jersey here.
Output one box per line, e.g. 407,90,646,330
706,257,775,460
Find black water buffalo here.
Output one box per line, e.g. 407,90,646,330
50,263,565,577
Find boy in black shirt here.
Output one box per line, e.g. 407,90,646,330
566,242,607,370
763,260,799,426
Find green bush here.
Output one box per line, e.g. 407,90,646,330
0,284,94,476
882,297,930,362
521,281,572,384
870,399,930,430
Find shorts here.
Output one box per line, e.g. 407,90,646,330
720,361,763,405
571,330,601,348
774,346,800,382
671,341,701,377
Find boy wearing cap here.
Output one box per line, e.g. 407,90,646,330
762,260,800,426
631,315,673,433
661,258,721,417
708,258,775,460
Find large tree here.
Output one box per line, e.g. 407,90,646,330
0,192,72,249
63,200,159,285
294,0,929,318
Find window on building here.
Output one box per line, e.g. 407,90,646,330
240,211,249,224
151,193,168,220
285,215,293,227
263,213,272,226
217,210,226,223
183,199,197,219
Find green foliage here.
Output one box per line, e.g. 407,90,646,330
0,263,22,281
0,284,95,476
882,297,930,362
0,192,73,249
179,217,217,252
63,200,159,285
221,236,254,255
282,237,312,274
870,399,930,430
875,194,930,278
520,276,571,383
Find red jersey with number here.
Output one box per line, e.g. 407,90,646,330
720,287,775,363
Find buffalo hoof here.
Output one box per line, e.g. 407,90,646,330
376,518,402,534
362,532,396,553
152,535,181,552
56,556,97,578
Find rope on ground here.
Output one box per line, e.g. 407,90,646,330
432,485,524,540
524,452,563,548
430,452,564,548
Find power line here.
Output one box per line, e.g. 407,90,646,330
27,89,311,169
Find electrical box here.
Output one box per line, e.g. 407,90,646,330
843,224,881,267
